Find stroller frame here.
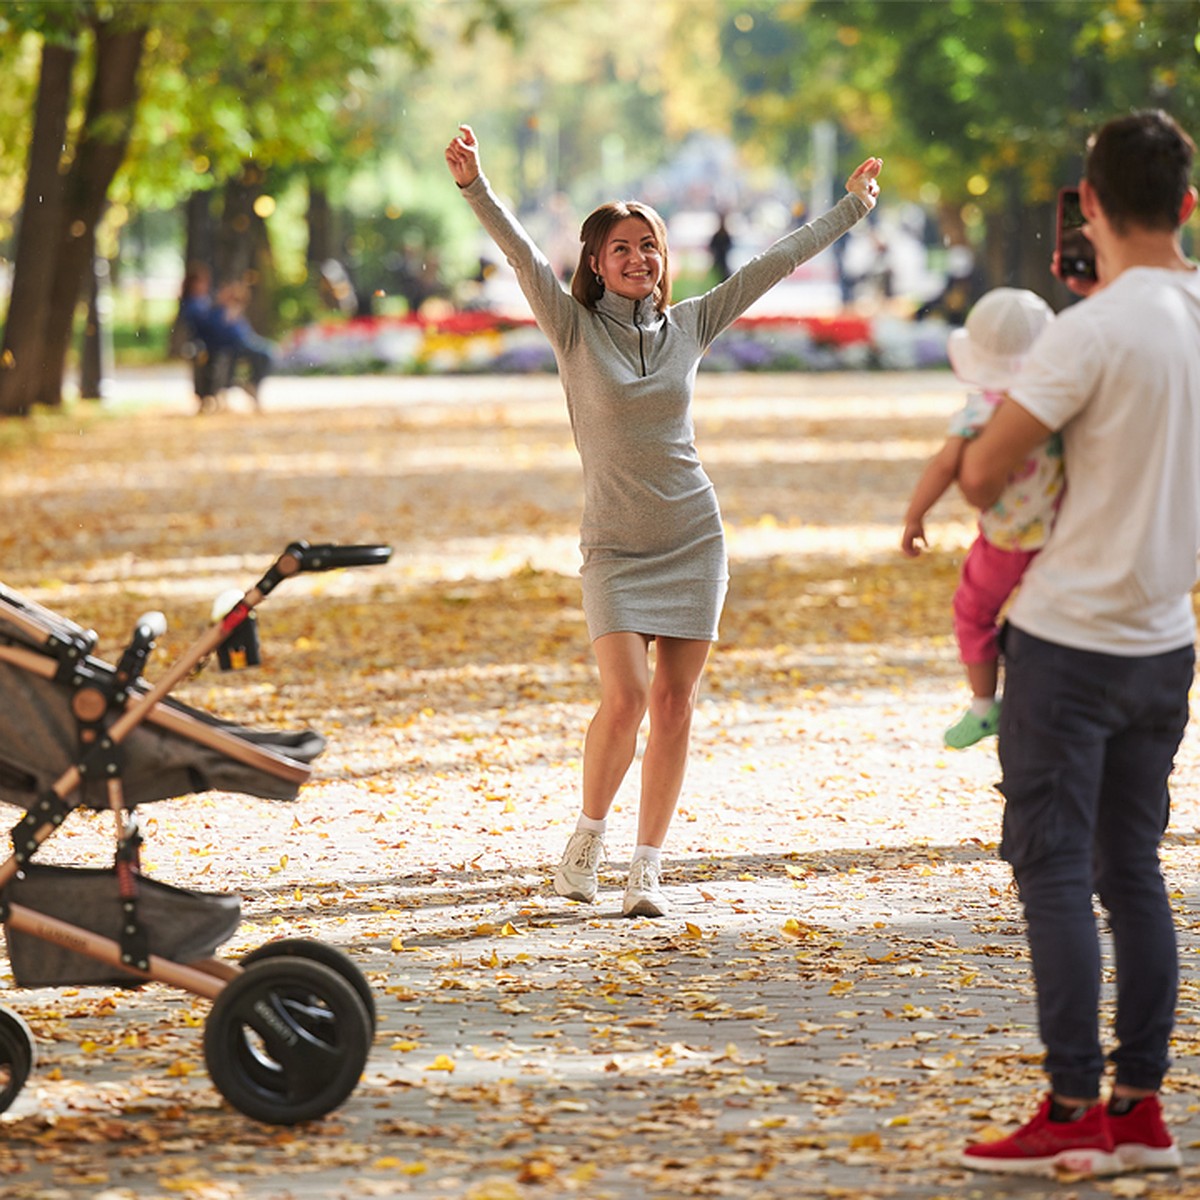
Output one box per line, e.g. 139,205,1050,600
0,540,390,1125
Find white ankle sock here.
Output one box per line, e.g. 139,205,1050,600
969,697,996,718
631,844,661,867
576,814,606,835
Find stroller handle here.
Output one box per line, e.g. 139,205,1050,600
253,541,394,599
292,543,393,573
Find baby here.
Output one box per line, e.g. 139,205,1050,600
902,287,1062,748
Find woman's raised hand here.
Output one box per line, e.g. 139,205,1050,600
846,157,883,210
445,124,481,188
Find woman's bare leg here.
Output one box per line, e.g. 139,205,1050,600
581,632,651,820
636,637,711,847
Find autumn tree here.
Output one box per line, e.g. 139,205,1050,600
120,1,434,338
0,0,520,415
841,0,1199,288
0,2,148,416
115,0,522,339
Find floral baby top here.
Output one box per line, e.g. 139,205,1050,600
950,390,1064,551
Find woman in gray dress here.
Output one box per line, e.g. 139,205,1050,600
446,124,881,917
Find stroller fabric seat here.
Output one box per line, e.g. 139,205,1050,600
0,584,325,812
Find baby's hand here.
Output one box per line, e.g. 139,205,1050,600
901,520,927,557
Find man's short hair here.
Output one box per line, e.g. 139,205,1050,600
1086,109,1195,234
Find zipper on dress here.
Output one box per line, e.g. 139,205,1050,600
634,300,647,376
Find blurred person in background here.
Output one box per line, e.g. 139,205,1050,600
178,262,275,412
708,212,733,281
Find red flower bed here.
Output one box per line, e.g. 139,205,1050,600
735,313,873,347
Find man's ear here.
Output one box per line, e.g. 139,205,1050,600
1079,178,1099,222
1180,186,1198,226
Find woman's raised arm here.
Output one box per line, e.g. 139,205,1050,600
449,122,579,346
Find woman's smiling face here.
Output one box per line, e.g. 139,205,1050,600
590,216,664,301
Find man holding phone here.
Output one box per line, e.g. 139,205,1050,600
957,109,1199,1176
1056,187,1098,284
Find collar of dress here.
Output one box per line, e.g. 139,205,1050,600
595,289,662,328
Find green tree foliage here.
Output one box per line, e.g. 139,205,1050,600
119,0,427,207
848,0,1198,206
702,0,1199,286
0,0,517,413
126,0,431,336
3,0,1195,416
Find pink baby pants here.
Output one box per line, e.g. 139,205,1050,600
952,534,1038,664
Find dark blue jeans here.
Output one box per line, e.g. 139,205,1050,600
998,625,1193,1099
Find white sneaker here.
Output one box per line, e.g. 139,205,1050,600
622,856,667,918
553,830,605,902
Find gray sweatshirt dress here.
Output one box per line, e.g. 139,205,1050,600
461,175,869,643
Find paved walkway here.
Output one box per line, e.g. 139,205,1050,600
7,853,1198,1199
1,370,1198,1200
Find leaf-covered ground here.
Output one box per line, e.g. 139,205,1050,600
1,371,1198,1199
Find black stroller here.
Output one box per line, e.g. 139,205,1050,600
0,540,390,1124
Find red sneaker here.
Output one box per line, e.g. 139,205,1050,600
1109,1095,1182,1171
960,1095,1122,1176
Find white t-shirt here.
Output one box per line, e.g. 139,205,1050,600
1008,266,1200,654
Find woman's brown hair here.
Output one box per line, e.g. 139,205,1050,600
571,200,671,312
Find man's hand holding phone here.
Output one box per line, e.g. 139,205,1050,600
1055,187,1101,295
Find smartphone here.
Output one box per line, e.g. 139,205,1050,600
1056,187,1097,283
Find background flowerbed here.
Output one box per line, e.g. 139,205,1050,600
277,309,953,376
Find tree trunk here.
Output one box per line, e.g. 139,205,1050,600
215,170,260,286
170,190,216,358
1018,198,1059,305
307,181,334,265
79,257,113,400
216,164,276,337
983,185,1059,304
36,18,147,410
0,40,77,416
183,188,216,271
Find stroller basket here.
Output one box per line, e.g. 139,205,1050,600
5,864,241,987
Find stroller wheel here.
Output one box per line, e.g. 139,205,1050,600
204,958,371,1125
240,938,377,1033
0,1006,36,1114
